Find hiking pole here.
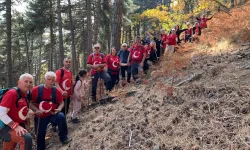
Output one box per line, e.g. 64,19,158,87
36,116,41,149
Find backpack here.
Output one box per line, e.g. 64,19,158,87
36,85,57,104
0,87,29,108
91,53,105,60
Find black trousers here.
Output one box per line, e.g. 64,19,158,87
120,66,131,83
107,69,120,89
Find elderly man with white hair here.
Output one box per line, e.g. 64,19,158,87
0,73,33,150
29,71,72,150
117,43,131,85
87,43,114,105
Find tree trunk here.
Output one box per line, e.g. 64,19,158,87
36,35,43,85
128,25,132,42
24,29,30,73
6,0,13,87
49,0,54,71
57,0,64,67
111,0,122,49
68,0,77,75
136,22,140,36
231,0,234,8
86,0,93,54
94,0,101,43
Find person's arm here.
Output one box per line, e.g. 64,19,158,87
51,89,65,115
146,31,154,38
180,28,188,33
127,52,131,66
196,17,200,21
207,15,214,20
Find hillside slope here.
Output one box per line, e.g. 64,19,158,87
49,2,250,150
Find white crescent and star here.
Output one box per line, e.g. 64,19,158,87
62,79,70,91
39,101,52,113
93,61,98,65
133,51,140,58
18,106,28,120
112,61,118,68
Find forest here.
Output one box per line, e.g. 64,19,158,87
0,0,247,87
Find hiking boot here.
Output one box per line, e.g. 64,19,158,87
89,97,98,106
61,138,72,145
104,95,116,103
71,118,80,124
99,98,107,105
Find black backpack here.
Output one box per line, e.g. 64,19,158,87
36,85,57,104
0,87,29,107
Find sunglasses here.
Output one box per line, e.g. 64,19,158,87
94,47,100,49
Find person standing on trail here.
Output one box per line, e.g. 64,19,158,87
117,43,131,86
55,57,73,116
30,72,72,150
71,69,89,124
166,29,177,53
174,25,188,44
146,31,163,60
127,36,146,83
192,22,202,42
106,47,121,89
149,41,158,63
160,28,168,56
128,40,134,51
184,22,193,43
87,43,114,105
196,14,214,29
143,43,151,74
0,73,33,150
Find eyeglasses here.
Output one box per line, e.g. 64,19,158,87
94,47,100,49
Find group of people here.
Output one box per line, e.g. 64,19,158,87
0,13,213,150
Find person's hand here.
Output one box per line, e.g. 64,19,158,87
140,62,144,68
62,91,68,97
14,126,27,136
50,108,60,115
35,110,44,116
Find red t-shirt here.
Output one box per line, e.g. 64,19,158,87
130,45,146,63
185,28,192,35
195,27,200,35
106,54,120,71
32,86,63,118
200,18,208,28
56,68,72,97
145,45,152,58
167,34,177,45
161,34,168,49
0,89,28,124
87,53,106,75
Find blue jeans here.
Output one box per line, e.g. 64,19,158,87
91,71,112,97
131,63,142,81
34,112,68,150
107,68,119,89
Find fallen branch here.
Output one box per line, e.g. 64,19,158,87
176,72,204,86
129,130,133,147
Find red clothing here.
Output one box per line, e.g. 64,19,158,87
87,53,106,75
145,45,151,58
200,18,208,28
0,89,28,124
195,27,200,35
56,68,72,98
167,34,177,45
32,86,63,118
185,28,192,35
130,45,146,63
106,54,120,71
161,34,168,49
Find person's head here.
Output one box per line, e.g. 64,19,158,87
160,28,166,34
111,47,117,55
171,29,176,34
150,41,156,48
18,73,33,93
195,22,199,27
129,40,134,47
158,34,162,40
135,36,141,44
187,22,190,28
63,57,72,69
74,69,88,89
93,43,101,53
44,71,56,88
144,43,149,49
121,43,127,50
175,25,180,30
202,14,206,18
